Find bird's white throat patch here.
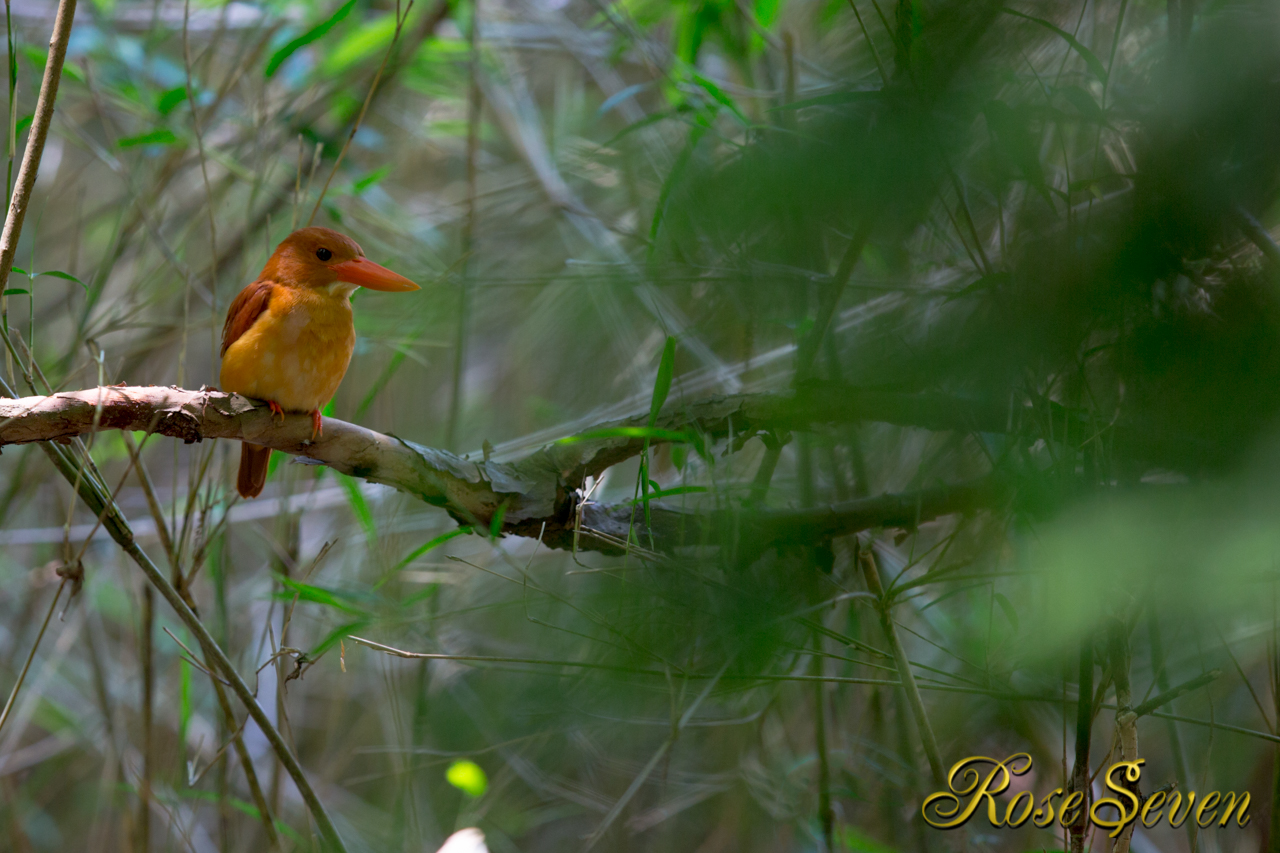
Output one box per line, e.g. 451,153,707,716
326,281,360,298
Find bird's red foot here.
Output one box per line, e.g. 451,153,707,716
267,400,286,425
311,409,323,441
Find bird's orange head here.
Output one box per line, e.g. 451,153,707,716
260,226,420,293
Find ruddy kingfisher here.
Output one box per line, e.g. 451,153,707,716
220,227,419,498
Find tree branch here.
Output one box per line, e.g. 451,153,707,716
0,385,1004,554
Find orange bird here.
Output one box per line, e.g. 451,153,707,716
220,227,419,498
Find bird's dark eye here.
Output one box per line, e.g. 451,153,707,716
316,247,333,261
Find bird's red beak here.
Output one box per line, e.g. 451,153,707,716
330,257,420,292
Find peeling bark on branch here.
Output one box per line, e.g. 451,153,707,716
0,385,1002,553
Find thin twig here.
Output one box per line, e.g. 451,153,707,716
0,577,66,739
581,661,731,851
812,628,834,851
308,0,416,225
181,0,219,387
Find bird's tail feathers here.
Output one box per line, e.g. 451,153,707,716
237,443,272,498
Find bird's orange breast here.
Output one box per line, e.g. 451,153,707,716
219,285,356,413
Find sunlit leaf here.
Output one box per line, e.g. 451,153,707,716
557,427,696,444
446,760,488,797
323,12,397,76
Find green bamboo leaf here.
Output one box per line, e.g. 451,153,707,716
2,289,27,296
324,12,397,76
994,592,1020,633
601,109,678,148
278,576,366,615
648,336,676,426
388,527,474,576
118,128,181,149
755,0,782,28
339,473,376,542
35,270,88,291
21,46,84,83
310,618,371,657
489,502,507,539
265,0,359,78
353,165,391,193
156,85,189,116
176,790,308,845
623,485,708,506
649,123,707,248
690,70,749,126
1003,8,1108,83
1056,84,1105,124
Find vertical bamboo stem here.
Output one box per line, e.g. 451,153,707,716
0,0,76,299
813,629,833,851
1069,641,1093,853
1109,619,1138,853
859,546,944,786
446,0,482,451
137,586,153,853
1149,615,1198,852
208,664,280,851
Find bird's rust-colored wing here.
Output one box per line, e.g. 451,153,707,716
220,279,276,357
